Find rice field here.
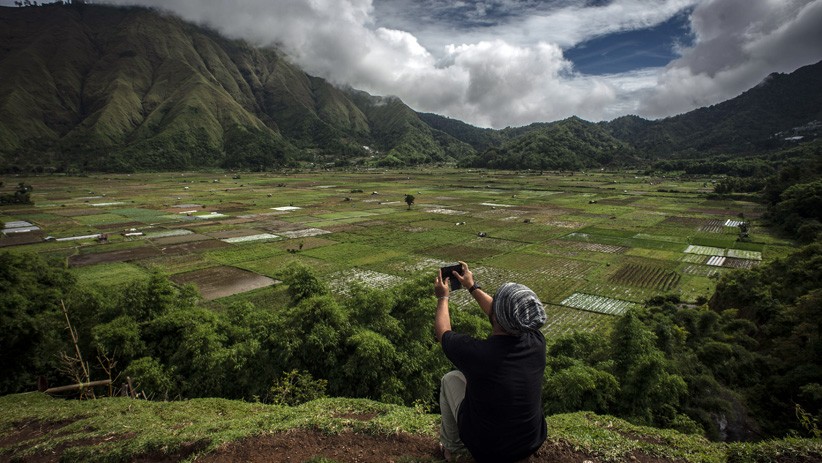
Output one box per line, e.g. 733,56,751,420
0,169,788,338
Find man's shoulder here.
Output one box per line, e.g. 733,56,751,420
442,330,476,344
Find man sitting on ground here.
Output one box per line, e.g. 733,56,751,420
434,261,547,462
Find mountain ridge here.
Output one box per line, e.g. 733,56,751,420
1,4,820,172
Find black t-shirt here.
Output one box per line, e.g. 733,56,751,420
441,330,547,463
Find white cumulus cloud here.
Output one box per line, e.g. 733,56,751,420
21,0,822,127
639,0,822,117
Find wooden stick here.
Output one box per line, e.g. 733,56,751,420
45,379,112,394
60,300,89,382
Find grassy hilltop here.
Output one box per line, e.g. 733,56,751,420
2,393,820,462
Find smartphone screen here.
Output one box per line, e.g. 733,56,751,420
440,263,463,290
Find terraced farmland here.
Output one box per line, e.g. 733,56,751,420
0,169,788,338
608,263,681,291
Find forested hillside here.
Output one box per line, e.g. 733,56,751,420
603,62,822,156
0,3,469,171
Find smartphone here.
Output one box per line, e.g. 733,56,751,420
440,263,464,290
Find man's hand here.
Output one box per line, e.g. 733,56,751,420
453,261,493,316
434,268,451,342
435,268,450,298
453,261,474,289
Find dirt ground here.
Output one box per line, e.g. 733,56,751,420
1,420,677,463
169,265,278,300
197,431,680,463
7,420,822,463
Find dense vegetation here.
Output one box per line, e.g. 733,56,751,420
703,140,822,243
470,117,640,170
0,255,487,405
545,240,822,441
2,236,820,441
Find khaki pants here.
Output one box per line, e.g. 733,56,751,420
439,370,467,454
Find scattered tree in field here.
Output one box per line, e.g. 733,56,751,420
0,183,33,205
738,221,750,241
404,194,415,209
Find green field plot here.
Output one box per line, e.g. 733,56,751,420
136,253,216,275
328,268,405,294
74,213,130,226
678,274,719,301
206,284,291,312
543,304,615,336
562,232,631,249
624,236,686,252
632,233,684,243
681,264,727,278
726,249,762,260
406,219,457,230
485,253,597,279
302,242,406,267
595,210,667,230
236,254,333,278
624,248,682,261
110,208,171,222
659,216,705,229
728,240,766,251
723,257,760,269
273,236,338,251
482,253,597,302
684,245,725,256
145,229,194,239
419,243,504,262
560,292,640,315
608,262,681,291
489,223,565,243
463,236,527,252
680,254,708,264
526,241,622,263
72,262,150,288
334,225,467,253
580,281,660,303
571,226,636,239
316,210,383,220
690,233,738,248
304,217,377,228
204,242,286,265
75,239,148,254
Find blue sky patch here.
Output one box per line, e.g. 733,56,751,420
564,9,694,74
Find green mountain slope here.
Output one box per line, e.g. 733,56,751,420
603,60,822,156
473,117,640,170
1,4,820,172
0,4,467,171
346,89,475,165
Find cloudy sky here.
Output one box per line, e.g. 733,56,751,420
5,0,822,128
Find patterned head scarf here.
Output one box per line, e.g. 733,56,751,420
492,283,546,335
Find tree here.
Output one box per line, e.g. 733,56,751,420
0,252,79,394
404,194,415,209
282,263,328,303
611,310,687,427
543,362,619,415
0,183,33,205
